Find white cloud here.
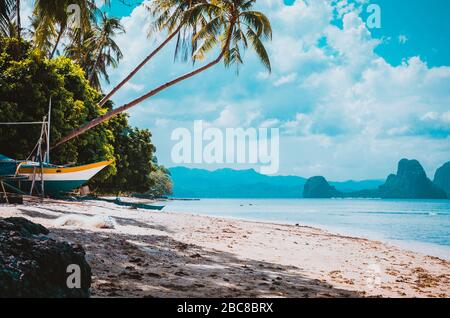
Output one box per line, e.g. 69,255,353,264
100,0,450,180
273,73,298,86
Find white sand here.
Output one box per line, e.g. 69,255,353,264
1,198,448,298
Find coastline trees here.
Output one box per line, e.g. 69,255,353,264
0,0,273,196
32,0,99,58
0,37,166,195
87,13,124,89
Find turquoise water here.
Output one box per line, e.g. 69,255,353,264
163,199,450,260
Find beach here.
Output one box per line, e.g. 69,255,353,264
1,198,449,298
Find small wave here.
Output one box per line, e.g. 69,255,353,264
353,211,446,216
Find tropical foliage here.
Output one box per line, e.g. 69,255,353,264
0,37,169,195
147,165,173,198
0,0,272,197
0,0,19,38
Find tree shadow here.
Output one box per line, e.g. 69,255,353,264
19,208,60,220
50,227,362,298
17,206,171,233
114,216,170,232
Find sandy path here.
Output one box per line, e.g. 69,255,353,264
1,199,448,298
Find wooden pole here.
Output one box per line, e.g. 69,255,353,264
46,97,52,163
1,181,9,204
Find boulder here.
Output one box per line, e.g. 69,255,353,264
0,217,91,298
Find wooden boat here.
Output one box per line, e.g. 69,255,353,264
82,196,165,210
0,100,112,197
0,155,112,196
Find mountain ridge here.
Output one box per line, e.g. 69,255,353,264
168,166,384,198
302,159,448,199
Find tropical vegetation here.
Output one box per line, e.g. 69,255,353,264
0,0,272,197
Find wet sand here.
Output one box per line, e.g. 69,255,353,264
1,198,449,298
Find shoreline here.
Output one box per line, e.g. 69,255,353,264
164,210,450,262
162,198,450,261
1,199,449,297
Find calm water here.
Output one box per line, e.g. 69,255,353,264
163,199,450,260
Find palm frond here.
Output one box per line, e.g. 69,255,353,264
246,27,271,72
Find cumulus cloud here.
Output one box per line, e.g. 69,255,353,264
274,73,298,86
100,0,450,179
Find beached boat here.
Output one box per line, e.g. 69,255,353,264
0,154,112,196
1,99,113,197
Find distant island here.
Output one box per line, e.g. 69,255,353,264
434,162,450,198
303,159,449,199
168,167,384,198
169,159,449,200
303,176,342,199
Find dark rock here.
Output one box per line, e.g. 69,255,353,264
174,271,189,277
378,159,447,199
129,257,142,264
303,176,343,198
434,162,450,198
0,217,91,298
146,272,162,278
1,217,49,236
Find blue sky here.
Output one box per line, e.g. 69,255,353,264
91,0,450,180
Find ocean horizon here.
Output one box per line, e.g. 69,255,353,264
164,198,450,260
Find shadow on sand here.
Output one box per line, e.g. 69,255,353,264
17,205,361,298
52,228,361,298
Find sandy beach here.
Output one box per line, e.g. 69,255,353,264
0,198,449,298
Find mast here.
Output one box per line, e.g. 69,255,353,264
46,97,52,163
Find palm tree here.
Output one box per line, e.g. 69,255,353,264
0,0,9,25
15,0,20,40
33,0,71,57
65,13,124,91
64,28,95,73
97,0,208,108
88,13,125,89
53,0,272,149
0,0,17,38
33,0,103,58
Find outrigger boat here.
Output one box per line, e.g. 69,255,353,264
0,99,112,197
0,155,112,196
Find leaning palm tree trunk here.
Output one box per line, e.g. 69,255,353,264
89,47,103,85
50,25,65,59
52,28,233,149
97,25,182,108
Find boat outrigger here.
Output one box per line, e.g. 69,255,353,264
0,99,112,198
0,156,112,197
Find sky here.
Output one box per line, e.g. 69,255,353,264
22,0,450,180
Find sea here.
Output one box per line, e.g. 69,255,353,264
163,198,450,260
